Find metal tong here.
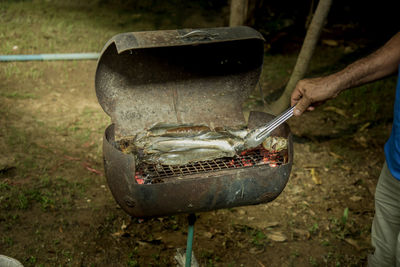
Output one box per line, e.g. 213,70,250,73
242,105,296,149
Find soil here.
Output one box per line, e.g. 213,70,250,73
0,2,398,266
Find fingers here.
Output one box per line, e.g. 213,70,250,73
291,88,303,107
293,96,312,116
291,82,312,116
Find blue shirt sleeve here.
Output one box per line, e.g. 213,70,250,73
384,66,400,180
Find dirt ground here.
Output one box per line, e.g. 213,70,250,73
0,1,398,266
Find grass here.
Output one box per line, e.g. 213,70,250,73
309,222,319,235
0,0,226,55
0,176,88,212
1,92,37,99
251,229,268,246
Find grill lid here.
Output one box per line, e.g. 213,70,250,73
95,26,265,138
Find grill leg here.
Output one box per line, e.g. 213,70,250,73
185,213,196,267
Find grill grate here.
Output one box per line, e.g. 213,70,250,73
135,148,287,184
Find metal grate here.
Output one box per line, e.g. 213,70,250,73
135,148,287,184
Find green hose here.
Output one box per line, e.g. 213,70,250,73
185,214,196,267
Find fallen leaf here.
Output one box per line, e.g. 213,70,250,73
237,209,246,215
290,185,303,195
82,141,95,148
322,39,339,46
340,165,351,171
344,238,361,251
329,151,343,160
344,46,355,54
354,135,368,148
112,231,130,238
358,122,371,132
136,241,149,246
82,162,103,176
264,221,279,228
350,196,363,202
324,106,347,117
266,231,287,242
304,165,320,169
85,166,103,175
112,232,122,237
121,220,127,231
0,154,16,171
64,155,80,161
237,242,245,248
365,180,376,197
254,258,266,267
203,232,213,239
292,229,310,240
310,168,322,185
249,247,264,254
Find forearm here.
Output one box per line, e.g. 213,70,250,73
333,32,400,93
291,32,400,115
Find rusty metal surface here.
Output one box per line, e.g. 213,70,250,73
97,27,293,218
95,27,265,138
102,111,293,218
102,26,265,54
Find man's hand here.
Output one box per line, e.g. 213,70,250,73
291,75,342,116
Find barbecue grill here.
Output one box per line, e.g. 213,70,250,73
95,26,293,219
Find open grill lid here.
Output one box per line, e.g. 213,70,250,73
95,26,265,138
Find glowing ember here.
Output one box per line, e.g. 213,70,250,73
269,162,277,168
135,172,145,184
135,171,151,184
134,145,287,184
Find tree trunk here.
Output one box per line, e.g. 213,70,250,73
229,0,249,26
266,0,332,115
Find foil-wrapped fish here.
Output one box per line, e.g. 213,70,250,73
146,137,239,154
126,123,249,165
143,148,231,165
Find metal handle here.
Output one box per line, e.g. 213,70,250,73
255,105,296,141
242,105,296,150
178,30,217,40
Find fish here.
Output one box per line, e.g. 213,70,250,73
148,138,240,154
225,127,249,139
131,125,246,165
137,132,244,154
147,123,210,137
143,148,232,166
